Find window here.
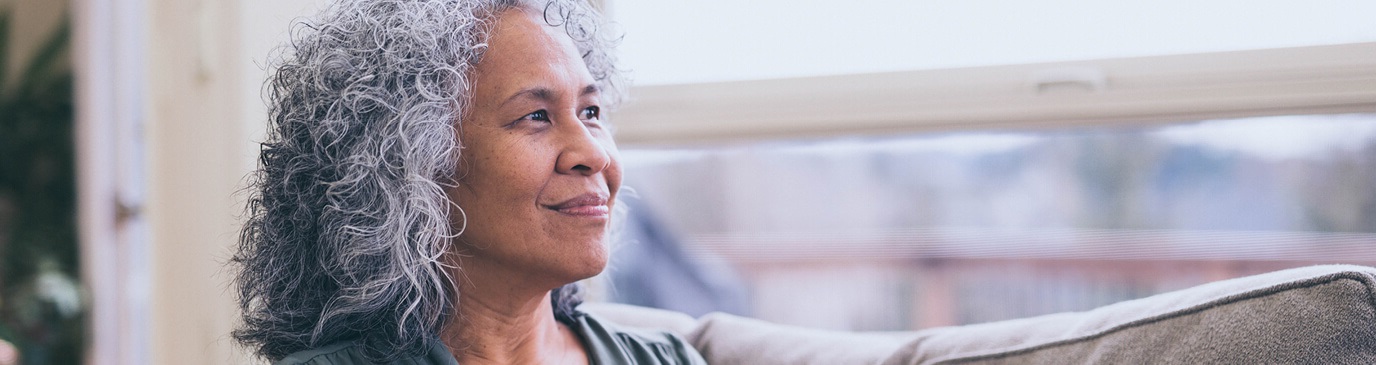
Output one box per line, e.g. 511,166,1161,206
614,113,1376,330
600,0,1376,331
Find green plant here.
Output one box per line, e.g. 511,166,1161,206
0,8,84,365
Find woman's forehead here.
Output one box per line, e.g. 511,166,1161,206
474,8,595,103
487,9,574,61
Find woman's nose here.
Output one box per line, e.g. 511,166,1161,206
554,121,612,176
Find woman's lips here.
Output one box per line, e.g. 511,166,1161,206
555,204,609,216
545,193,609,217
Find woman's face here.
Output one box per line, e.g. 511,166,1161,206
449,8,621,288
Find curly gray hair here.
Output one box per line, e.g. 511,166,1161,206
232,0,625,361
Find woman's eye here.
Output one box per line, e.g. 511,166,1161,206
521,110,550,122
579,106,600,121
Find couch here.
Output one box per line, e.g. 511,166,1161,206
584,264,1376,364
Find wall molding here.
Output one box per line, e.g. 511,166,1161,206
612,42,1376,146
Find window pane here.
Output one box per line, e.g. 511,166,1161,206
611,113,1376,330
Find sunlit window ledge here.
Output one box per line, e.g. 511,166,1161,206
611,42,1376,146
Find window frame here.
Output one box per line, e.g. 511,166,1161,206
610,42,1376,146
609,43,1376,329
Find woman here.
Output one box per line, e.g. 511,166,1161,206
233,0,705,363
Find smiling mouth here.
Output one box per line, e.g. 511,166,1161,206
544,193,610,217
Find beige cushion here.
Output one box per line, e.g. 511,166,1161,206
581,301,702,337
885,264,1376,364
587,265,1376,364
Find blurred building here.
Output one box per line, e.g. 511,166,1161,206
620,115,1376,330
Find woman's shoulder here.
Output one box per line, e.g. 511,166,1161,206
274,340,458,365
574,311,708,365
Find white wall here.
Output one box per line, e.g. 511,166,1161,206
613,0,1376,85
140,0,323,363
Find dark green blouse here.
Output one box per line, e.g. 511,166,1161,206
274,311,707,365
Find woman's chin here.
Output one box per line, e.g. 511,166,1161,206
526,242,607,289
561,249,610,283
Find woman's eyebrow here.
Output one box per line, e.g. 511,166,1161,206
580,84,600,97
501,84,601,107
502,88,554,107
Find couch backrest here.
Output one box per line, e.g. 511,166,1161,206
587,265,1376,364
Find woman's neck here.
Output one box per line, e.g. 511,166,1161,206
440,281,588,364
